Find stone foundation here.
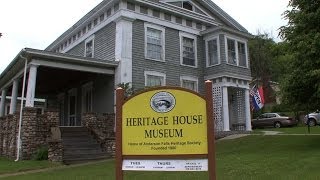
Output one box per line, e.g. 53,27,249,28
48,140,63,162
82,113,115,156
0,108,61,161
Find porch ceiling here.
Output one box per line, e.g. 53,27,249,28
36,66,101,95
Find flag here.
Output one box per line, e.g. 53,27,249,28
250,85,265,111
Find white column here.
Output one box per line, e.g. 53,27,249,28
0,89,7,117
245,89,252,131
114,16,134,86
25,64,38,107
222,86,230,131
9,79,19,114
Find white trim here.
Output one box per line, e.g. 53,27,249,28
179,31,198,68
180,75,198,92
144,71,166,86
224,35,249,68
84,35,95,57
205,35,220,67
144,23,166,62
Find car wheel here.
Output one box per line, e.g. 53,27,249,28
308,119,316,126
274,122,281,128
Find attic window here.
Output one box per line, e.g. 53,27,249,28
183,2,193,11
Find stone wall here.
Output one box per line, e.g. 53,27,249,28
0,108,61,161
82,113,115,156
0,113,19,159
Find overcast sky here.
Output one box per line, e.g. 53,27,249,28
0,0,289,73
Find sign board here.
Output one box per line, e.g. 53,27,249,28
116,82,216,180
122,90,207,155
122,159,208,171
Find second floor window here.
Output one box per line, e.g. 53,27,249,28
181,76,198,92
180,33,197,67
207,38,219,66
145,24,165,61
226,37,248,67
85,35,94,58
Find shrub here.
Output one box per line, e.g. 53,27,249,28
32,146,48,161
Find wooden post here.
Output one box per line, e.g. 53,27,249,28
116,88,124,180
205,80,216,180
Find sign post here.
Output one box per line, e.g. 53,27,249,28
116,81,216,180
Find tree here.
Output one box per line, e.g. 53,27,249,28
279,0,320,110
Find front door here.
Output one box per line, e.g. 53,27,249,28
68,89,79,126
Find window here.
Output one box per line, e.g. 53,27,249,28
145,71,166,87
127,2,135,11
114,3,119,11
183,2,193,11
153,10,160,18
100,14,105,22
85,35,94,57
87,23,92,31
145,24,165,61
225,36,248,67
107,9,112,17
180,32,197,67
238,42,247,67
186,19,193,27
164,13,171,21
180,76,198,92
93,18,98,26
206,37,219,66
140,6,148,14
176,17,182,24
82,82,93,113
227,38,236,65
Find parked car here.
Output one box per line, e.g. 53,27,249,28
252,113,297,129
304,110,320,126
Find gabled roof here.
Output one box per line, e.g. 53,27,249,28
159,0,248,32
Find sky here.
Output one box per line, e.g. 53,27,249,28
0,0,289,73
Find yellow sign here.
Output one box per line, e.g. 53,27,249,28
122,89,207,155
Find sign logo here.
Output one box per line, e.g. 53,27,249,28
150,91,176,113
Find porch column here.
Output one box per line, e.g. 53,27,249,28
0,89,7,117
25,64,38,107
222,86,230,131
245,89,252,131
9,79,19,114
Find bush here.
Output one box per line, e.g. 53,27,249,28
32,146,48,161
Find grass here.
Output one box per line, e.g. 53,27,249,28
2,134,320,180
0,157,60,175
253,125,320,134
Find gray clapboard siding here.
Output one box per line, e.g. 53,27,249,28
132,20,205,93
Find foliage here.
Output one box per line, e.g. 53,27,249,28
117,82,134,98
279,0,320,110
31,146,48,161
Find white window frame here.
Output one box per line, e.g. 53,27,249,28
180,32,198,68
205,36,220,67
144,71,166,86
225,35,248,68
144,23,166,62
84,35,95,58
81,82,93,114
180,76,198,92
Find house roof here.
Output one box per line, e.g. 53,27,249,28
0,48,118,90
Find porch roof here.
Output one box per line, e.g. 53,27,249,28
0,48,118,90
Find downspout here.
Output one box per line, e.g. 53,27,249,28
15,51,28,161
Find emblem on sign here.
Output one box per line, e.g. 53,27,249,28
150,91,176,113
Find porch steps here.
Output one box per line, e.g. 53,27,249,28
60,127,109,164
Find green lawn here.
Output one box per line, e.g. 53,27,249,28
2,135,320,180
0,157,60,175
253,125,320,134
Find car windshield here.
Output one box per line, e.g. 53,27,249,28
278,113,287,117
